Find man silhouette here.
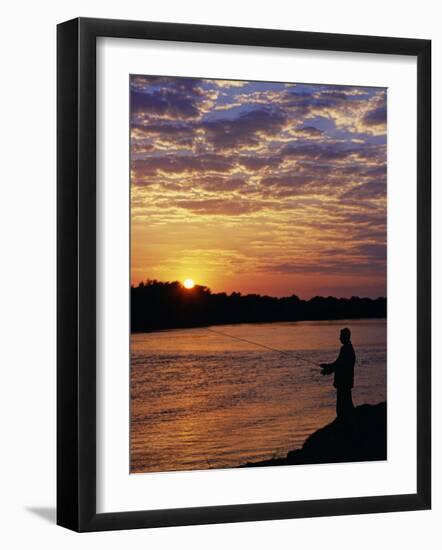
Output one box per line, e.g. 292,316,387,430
320,328,356,419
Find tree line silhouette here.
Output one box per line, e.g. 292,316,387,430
131,280,386,333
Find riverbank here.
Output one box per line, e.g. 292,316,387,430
240,402,387,468
132,316,387,334
131,281,386,333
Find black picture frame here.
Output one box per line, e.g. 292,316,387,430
57,17,431,532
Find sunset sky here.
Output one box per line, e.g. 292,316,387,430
130,76,386,298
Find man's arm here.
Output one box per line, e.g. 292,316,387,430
320,348,344,375
320,363,334,375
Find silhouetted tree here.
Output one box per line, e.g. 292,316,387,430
131,280,386,333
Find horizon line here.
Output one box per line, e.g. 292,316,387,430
131,279,387,301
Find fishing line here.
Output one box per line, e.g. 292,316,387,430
205,326,319,367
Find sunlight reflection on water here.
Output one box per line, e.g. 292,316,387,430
130,319,386,473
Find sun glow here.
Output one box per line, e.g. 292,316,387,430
183,278,195,289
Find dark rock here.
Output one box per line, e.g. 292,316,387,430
241,402,387,468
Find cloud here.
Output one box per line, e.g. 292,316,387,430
353,243,386,261
131,77,205,120
237,156,281,170
130,76,387,297
292,126,325,138
210,80,249,88
362,105,387,126
343,180,386,199
281,141,377,163
192,175,248,192
131,90,200,119
199,108,287,150
132,153,235,179
176,198,263,215
260,174,316,189
258,257,384,275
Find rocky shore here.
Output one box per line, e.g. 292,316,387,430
241,402,387,468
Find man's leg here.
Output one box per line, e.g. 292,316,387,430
336,388,343,418
337,387,354,419
344,387,354,416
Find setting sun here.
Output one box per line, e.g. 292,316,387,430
183,278,195,289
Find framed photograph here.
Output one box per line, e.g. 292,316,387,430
57,17,431,531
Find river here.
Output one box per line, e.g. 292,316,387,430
130,319,386,473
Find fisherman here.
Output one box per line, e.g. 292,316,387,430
320,328,356,420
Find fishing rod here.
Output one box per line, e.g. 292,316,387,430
205,326,319,367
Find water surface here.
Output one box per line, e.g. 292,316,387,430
131,319,386,473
